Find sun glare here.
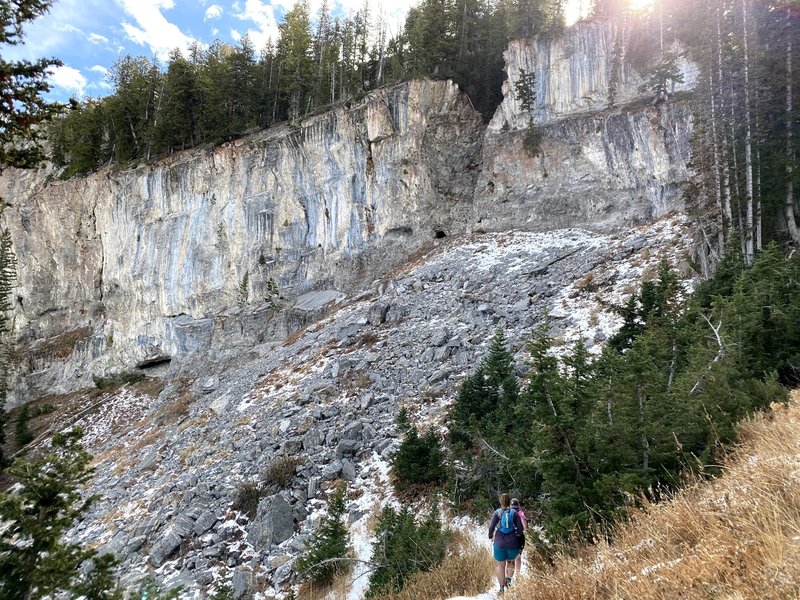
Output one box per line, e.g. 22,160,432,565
628,0,657,13
564,0,656,26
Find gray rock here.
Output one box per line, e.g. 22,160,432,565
430,328,449,347
192,510,218,536
368,301,390,326
199,376,220,394
341,459,357,480
321,460,343,480
247,495,295,548
335,439,360,458
231,568,256,600
307,477,320,499
148,529,184,567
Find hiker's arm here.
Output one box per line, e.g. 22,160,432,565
488,512,499,538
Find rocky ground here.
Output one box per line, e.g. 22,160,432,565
57,215,693,599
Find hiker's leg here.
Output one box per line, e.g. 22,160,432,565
496,559,506,587
493,546,507,587
514,552,522,575
506,559,515,579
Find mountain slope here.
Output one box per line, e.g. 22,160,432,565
46,216,694,596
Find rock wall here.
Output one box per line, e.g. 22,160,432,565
0,20,696,405
475,19,695,235
1,80,484,403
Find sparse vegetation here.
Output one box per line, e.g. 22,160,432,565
92,371,145,389
263,455,302,489
238,271,250,306
231,481,265,520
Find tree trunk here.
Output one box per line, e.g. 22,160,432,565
709,70,726,250
741,0,755,265
716,7,734,233
637,380,649,470
787,7,800,244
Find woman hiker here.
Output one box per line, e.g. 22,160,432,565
488,493,523,593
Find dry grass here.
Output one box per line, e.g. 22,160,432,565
509,390,800,600
371,540,494,600
297,566,353,600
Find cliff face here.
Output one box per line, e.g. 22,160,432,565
0,20,695,405
477,19,695,234
1,81,484,402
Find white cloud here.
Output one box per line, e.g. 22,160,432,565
204,4,223,21
50,65,88,97
211,27,219,36
230,28,242,41
90,65,109,76
57,23,84,35
88,32,110,44
233,0,279,50
117,0,198,60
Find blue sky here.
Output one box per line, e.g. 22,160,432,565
6,0,418,101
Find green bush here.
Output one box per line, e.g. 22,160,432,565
522,124,543,157
92,371,144,389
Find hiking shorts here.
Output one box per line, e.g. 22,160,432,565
493,546,519,562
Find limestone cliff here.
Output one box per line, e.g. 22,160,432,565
0,20,695,406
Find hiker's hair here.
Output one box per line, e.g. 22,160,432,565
499,493,511,508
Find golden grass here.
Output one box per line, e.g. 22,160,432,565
509,390,800,600
371,539,494,600
297,567,353,600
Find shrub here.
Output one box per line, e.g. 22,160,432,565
369,540,493,600
523,125,543,157
263,455,302,489
231,482,264,520
92,371,144,389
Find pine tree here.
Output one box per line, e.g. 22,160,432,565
0,0,65,168
367,502,448,597
392,425,445,488
0,428,120,599
297,483,350,586
276,1,314,124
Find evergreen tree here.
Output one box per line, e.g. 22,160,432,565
276,1,314,124
392,425,445,488
150,50,200,155
106,55,160,163
297,483,350,586
366,501,448,597
0,0,65,168
0,428,120,599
